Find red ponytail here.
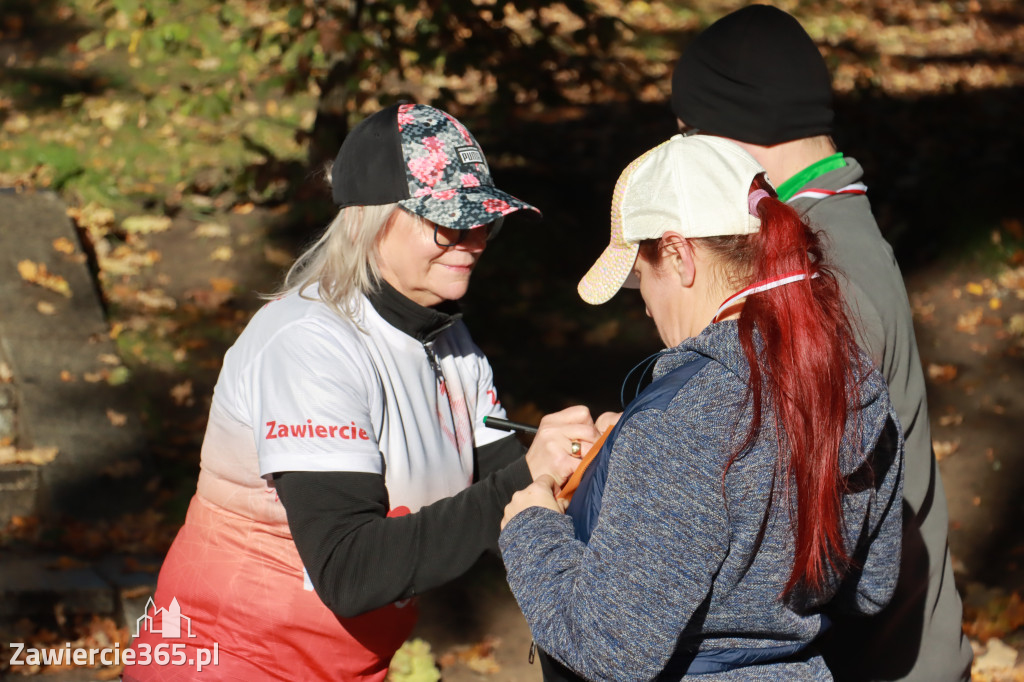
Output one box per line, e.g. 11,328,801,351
706,175,864,599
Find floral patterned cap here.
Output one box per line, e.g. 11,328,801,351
331,103,540,230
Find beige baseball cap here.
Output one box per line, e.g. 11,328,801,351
577,135,768,305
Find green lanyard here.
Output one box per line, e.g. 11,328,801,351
775,152,846,202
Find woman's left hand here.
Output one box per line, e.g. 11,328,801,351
501,474,566,530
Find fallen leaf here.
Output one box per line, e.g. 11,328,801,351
388,638,441,682
264,245,293,267
98,354,121,365
1008,314,1024,337
84,371,106,383
439,637,501,674
964,593,1024,644
210,277,235,292
0,362,12,383
107,367,131,386
121,215,171,234
52,237,76,255
184,287,232,311
194,222,230,238
999,266,1024,292
933,439,960,460
135,289,177,311
66,203,116,233
966,282,985,296
970,342,990,355
210,246,234,261
927,363,958,382
18,260,72,297
170,381,193,406
911,299,936,323
957,307,984,334
0,446,59,465
106,409,127,426
36,301,57,315
973,638,1020,673
60,370,75,382
232,202,255,215
989,297,1002,310
102,459,142,478
939,412,964,427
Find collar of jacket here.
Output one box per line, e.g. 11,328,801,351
775,152,846,201
786,157,866,207
366,279,463,343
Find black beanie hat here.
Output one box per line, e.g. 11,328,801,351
670,5,833,146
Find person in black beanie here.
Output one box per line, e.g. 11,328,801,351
670,5,972,682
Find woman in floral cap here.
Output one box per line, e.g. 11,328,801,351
124,103,598,681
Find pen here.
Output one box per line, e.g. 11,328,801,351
482,416,538,435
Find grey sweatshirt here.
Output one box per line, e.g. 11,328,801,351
500,321,904,681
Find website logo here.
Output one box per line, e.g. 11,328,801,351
134,597,196,639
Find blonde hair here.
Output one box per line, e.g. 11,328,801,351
268,203,400,321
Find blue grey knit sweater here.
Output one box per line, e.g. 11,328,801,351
499,321,904,681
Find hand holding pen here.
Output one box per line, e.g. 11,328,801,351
485,408,599,485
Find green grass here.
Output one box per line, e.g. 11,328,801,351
1,0,316,215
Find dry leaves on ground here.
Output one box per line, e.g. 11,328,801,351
934,439,961,460
0,446,59,466
1,615,131,677
437,637,502,674
17,260,71,297
972,638,1024,681
965,592,1024,644
928,363,959,382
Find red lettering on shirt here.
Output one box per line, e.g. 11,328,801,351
262,419,373,441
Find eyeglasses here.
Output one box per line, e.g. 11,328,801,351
432,217,503,247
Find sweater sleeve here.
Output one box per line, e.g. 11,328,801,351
838,405,906,615
499,409,730,682
275,454,532,618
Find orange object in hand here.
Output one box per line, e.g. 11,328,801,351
557,426,614,502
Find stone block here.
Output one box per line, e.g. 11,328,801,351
0,464,39,523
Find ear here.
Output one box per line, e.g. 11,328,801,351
660,232,696,288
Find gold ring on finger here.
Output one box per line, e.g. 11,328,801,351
570,441,582,456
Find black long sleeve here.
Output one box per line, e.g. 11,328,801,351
475,432,528,481
274,437,530,619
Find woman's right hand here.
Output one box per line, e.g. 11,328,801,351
524,405,600,486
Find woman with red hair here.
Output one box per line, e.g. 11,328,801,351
499,135,905,681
